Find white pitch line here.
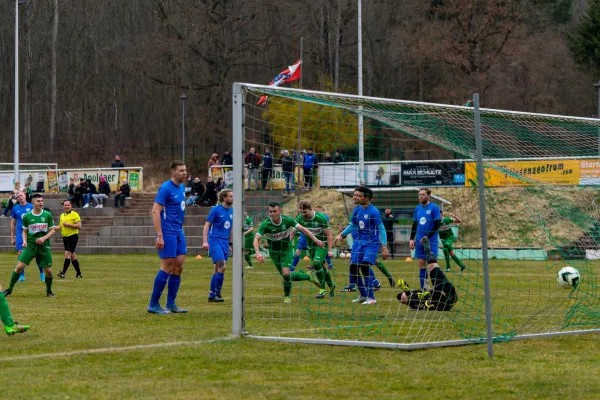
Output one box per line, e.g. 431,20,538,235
0,337,234,362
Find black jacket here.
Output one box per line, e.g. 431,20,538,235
191,181,205,197
281,156,294,173
98,181,111,195
222,153,233,165
118,184,131,196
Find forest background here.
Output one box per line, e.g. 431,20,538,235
0,0,599,170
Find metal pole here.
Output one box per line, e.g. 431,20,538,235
232,83,245,337
14,0,19,184
474,93,494,359
357,0,364,185
181,93,187,163
296,37,303,201
594,82,600,156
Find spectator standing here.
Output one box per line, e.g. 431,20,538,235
324,152,333,162
112,155,125,168
2,182,20,218
186,177,204,206
382,208,399,259
244,147,261,190
222,150,233,166
207,153,220,171
303,148,317,190
82,178,97,208
281,150,295,196
93,176,111,208
334,150,344,163
261,147,273,190
114,179,131,208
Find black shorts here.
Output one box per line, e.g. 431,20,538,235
63,234,79,253
430,267,458,311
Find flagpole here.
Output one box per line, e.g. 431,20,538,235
296,37,303,203
357,0,365,185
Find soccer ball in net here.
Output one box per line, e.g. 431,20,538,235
557,266,580,289
338,252,346,259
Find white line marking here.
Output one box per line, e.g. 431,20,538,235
0,337,234,362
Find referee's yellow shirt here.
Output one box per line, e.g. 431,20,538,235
60,211,81,237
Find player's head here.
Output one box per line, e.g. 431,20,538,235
15,191,26,205
418,188,431,205
31,193,43,209
397,291,409,305
385,208,391,215
268,202,282,219
297,200,313,219
219,189,233,205
170,160,187,184
353,186,373,205
315,205,324,213
61,200,72,212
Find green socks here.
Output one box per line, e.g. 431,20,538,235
376,261,392,279
452,254,466,269
291,271,310,281
244,253,253,267
8,271,20,291
283,274,292,296
0,293,14,328
45,276,53,294
323,269,334,288
443,249,451,270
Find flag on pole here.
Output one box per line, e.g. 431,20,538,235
257,59,302,105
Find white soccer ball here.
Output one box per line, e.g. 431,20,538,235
338,252,346,259
557,266,580,289
345,252,351,259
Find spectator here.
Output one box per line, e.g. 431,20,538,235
198,176,217,206
222,150,233,166
334,150,344,163
261,147,273,190
23,182,33,203
82,178,97,208
112,155,125,168
207,153,220,170
185,175,193,196
303,148,317,190
324,152,333,162
74,178,86,208
281,150,295,196
113,179,131,208
244,147,261,190
186,177,204,206
1,182,21,218
376,167,385,186
67,178,77,202
215,177,225,192
93,176,111,208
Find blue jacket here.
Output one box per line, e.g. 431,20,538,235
263,152,273,169
303,153,316,169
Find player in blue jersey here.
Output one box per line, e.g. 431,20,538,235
10,191,40,282
335,186,389,305
290,232,309,271
409,188,442,290
203,189,234,302
148,160,188,315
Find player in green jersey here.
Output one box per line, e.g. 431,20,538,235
254,202,324,303
0,283,30,335
439,210,466,272
296,200,336,298
243,210,255,269
3,194,57,298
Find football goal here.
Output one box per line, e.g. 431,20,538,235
230,82,600,351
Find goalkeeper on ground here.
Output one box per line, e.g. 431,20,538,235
439,210,466,272
396,263,458,311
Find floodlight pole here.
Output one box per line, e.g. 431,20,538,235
474,93,494,359
357,0,365,185
14,0,20,184
232,83,245,337
181,92,187,163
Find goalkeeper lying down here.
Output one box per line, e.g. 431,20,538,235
397,263,458,311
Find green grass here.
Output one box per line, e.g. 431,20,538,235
1,254,599,399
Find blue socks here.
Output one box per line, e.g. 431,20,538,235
209,272,225,297
326,255,333,269
292,255,300,268
419,268,427,289
216,272,225,295
149,270,169,307
166,274,181,308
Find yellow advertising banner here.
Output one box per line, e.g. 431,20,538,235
465,159,590,186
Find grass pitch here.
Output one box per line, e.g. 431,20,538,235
1,254,599,399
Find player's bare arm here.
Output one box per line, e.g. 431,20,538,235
36,226,56,245
10,218,15,245
253,235,264,262
152,202,165,250
202,221,212,251
297,224,324,248
325,229,334,258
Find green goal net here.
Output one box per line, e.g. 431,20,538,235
231,83,600,349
